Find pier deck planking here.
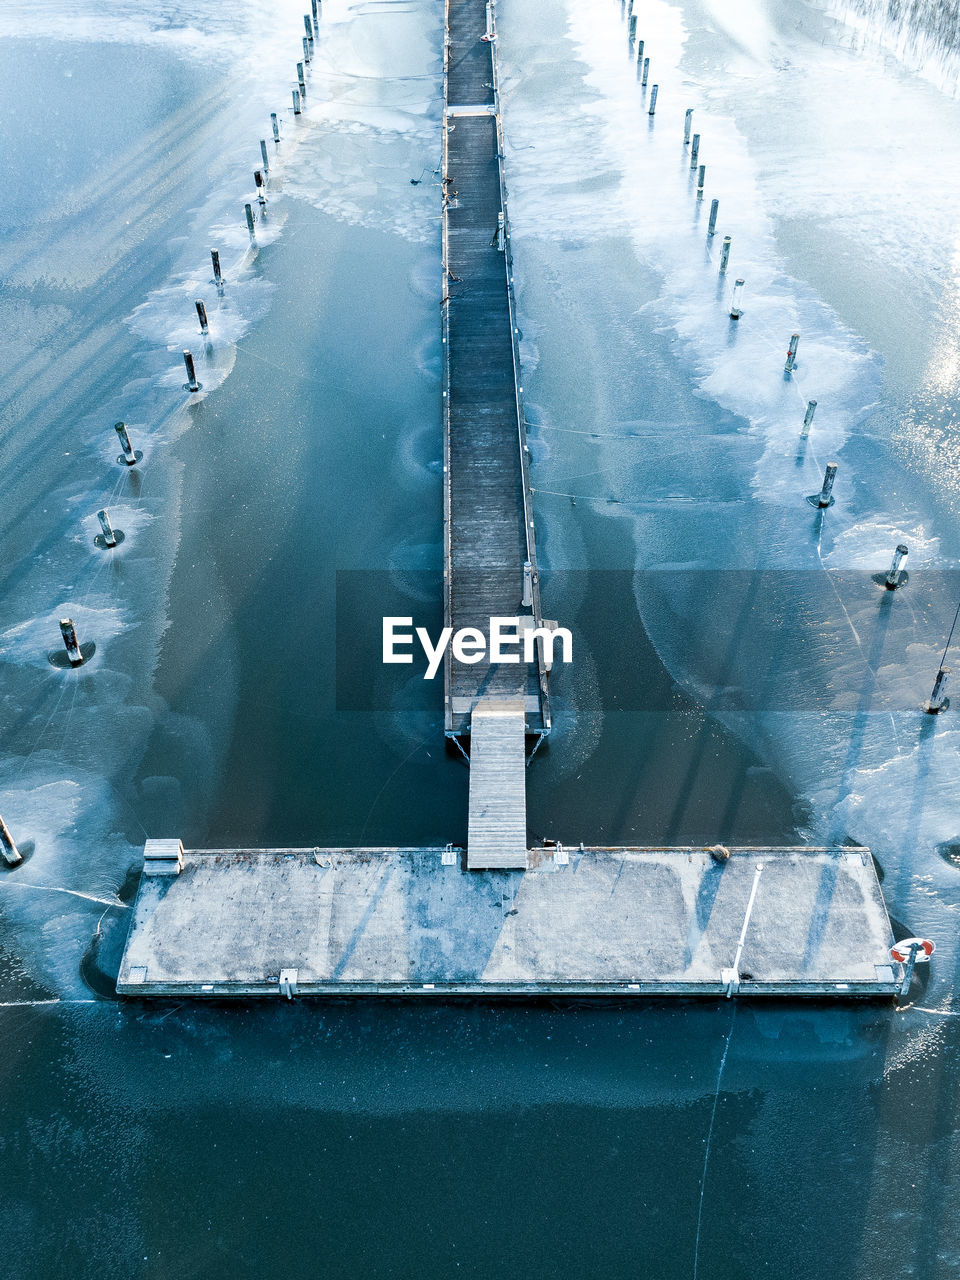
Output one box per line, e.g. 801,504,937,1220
466,699,528,868
442,0,549,736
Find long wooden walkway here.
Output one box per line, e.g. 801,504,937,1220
442,0,550,738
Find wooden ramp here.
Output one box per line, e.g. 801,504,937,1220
467,698,528,868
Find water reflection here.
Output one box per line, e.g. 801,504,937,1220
825,0,960,94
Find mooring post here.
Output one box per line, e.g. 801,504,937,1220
800,399,817,437
729,278,745,319
684,108,693,144
297,61,306,90
245,202,256,237
255,169,267,205
636,38,644,65
900,941,921,995
809,461,838,509
114,420,138,466
97,508,118,548
0,815,22,867
271,112,280,143
195,299,209,334
312,0,319,26
642,56,649,86
648,84,658,115
885,544,909,589
292,88,302,115
260,139,270,171
690,133,700,169
59,618,84,666
707,197,719,235
697,163,705,194
785,332,800,373
629,14,637,41
211,248,223,289
304,13,314,40
183,350,201,393
926,667,950,713
302,39,310,67
719,235,731,273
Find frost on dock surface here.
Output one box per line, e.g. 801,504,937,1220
467,699,528,869
117,845,898,997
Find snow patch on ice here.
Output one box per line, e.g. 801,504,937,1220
73,506,156,550
821,520,942,570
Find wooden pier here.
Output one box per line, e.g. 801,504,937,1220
115,1,902,1003
442,0,550,738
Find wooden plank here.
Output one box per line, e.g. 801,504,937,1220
466,698,528,868
446,0,496,107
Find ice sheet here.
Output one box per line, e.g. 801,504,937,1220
499,0,960,994
0,0,442,996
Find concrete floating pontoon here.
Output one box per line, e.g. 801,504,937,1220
118,843,899,998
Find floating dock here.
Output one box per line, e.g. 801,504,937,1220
116,0,901,1001
118,843,898,997
442,0,549,739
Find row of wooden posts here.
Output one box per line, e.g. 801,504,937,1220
619,0,950,712
1,5,329,865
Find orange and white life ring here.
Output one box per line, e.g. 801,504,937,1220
890,937,935,964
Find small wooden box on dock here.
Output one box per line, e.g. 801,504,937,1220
142,839,184,876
